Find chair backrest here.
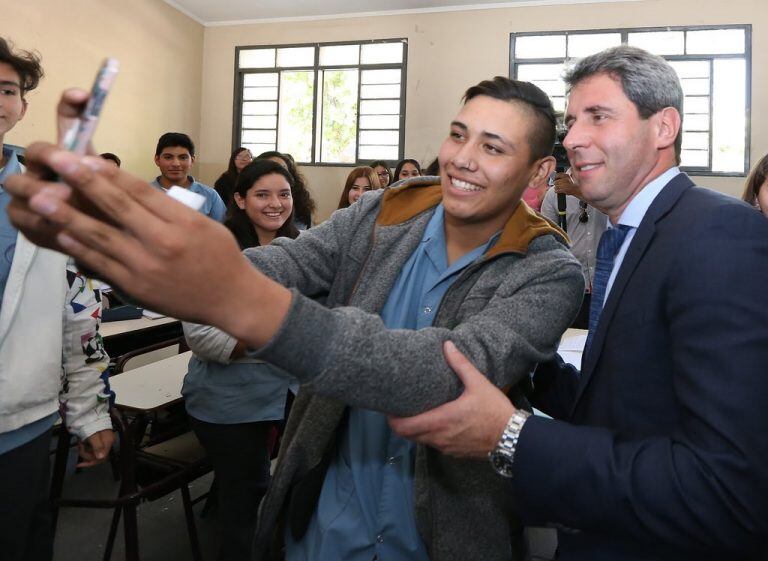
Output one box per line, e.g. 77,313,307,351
113,337,189,374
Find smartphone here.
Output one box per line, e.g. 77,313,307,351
61,58,119,154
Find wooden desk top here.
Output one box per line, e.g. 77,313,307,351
111,351,191,412
100,316,178,338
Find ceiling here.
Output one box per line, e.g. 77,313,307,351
164,0,636,26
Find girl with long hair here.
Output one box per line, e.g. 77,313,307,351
182,158,298,561
214,147,252,205
742,153,768,217
337,166,380,210
256,150,316,230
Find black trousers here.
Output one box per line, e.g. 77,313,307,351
188,416,273,561
0,427,54,561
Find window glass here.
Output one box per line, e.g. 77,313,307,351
239,49,275,68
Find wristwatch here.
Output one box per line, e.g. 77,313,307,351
489,410,531,478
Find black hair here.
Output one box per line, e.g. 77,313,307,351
393,158,422,181
0,37,43,96
463,76,556,162
227,147,251,176
155,132,195,157
100,152,121,167
256,151,316,228
425,157,440,176
225,159,299,249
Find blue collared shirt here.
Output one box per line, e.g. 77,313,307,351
604,167,680,300
286,204,500,561
0,147,21,300
182,355,297,424
0,147,58,453
150,176,226,222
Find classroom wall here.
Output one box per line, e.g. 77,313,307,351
1,0,204,180
199,0,767,222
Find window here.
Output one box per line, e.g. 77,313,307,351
234,40,407,165
510,26,751,175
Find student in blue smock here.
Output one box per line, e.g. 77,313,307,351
149,132,226,222
182,159,299,561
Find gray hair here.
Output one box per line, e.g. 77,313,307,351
564,46,684,161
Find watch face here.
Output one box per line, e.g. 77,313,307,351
489,451,514,478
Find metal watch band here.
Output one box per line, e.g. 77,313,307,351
489,410,531,478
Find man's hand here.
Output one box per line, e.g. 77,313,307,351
57,88,97,155
77,428,115,468
7,89,100,252
5,143,291,347
388,341,516,459
553,171,583,200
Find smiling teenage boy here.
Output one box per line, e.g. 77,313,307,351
150,132,226,222
0,37,113,561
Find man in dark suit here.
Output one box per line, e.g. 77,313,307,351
389,46,768,560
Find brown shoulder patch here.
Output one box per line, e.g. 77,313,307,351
487,201,569,257
376,181,443,226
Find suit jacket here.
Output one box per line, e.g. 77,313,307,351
514,173,768,560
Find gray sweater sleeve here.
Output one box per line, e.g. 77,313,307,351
183,203,373,364
241,203,365,296
252,238,584,417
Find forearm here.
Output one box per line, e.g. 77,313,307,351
513,417,767,556
219,261,293,349
61,265,112,440
251,261,582,416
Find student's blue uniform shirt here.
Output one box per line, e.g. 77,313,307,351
0,148,20,298
150,176,226,222
0,147,58,454
286,204,500,561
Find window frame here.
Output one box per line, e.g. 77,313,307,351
232,38,408,167
509,24,752,177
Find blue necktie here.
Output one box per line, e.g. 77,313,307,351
585,225,631,354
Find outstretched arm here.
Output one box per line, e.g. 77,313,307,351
7,142,293,346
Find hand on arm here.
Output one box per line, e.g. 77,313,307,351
388,341,516,458
8,89,102,250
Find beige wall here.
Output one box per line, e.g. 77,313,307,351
200,0,767,222
1,0,763,218
1,0,204,180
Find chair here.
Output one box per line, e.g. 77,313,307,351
113,336,189,374
51,349,211,561
52,409,210,561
